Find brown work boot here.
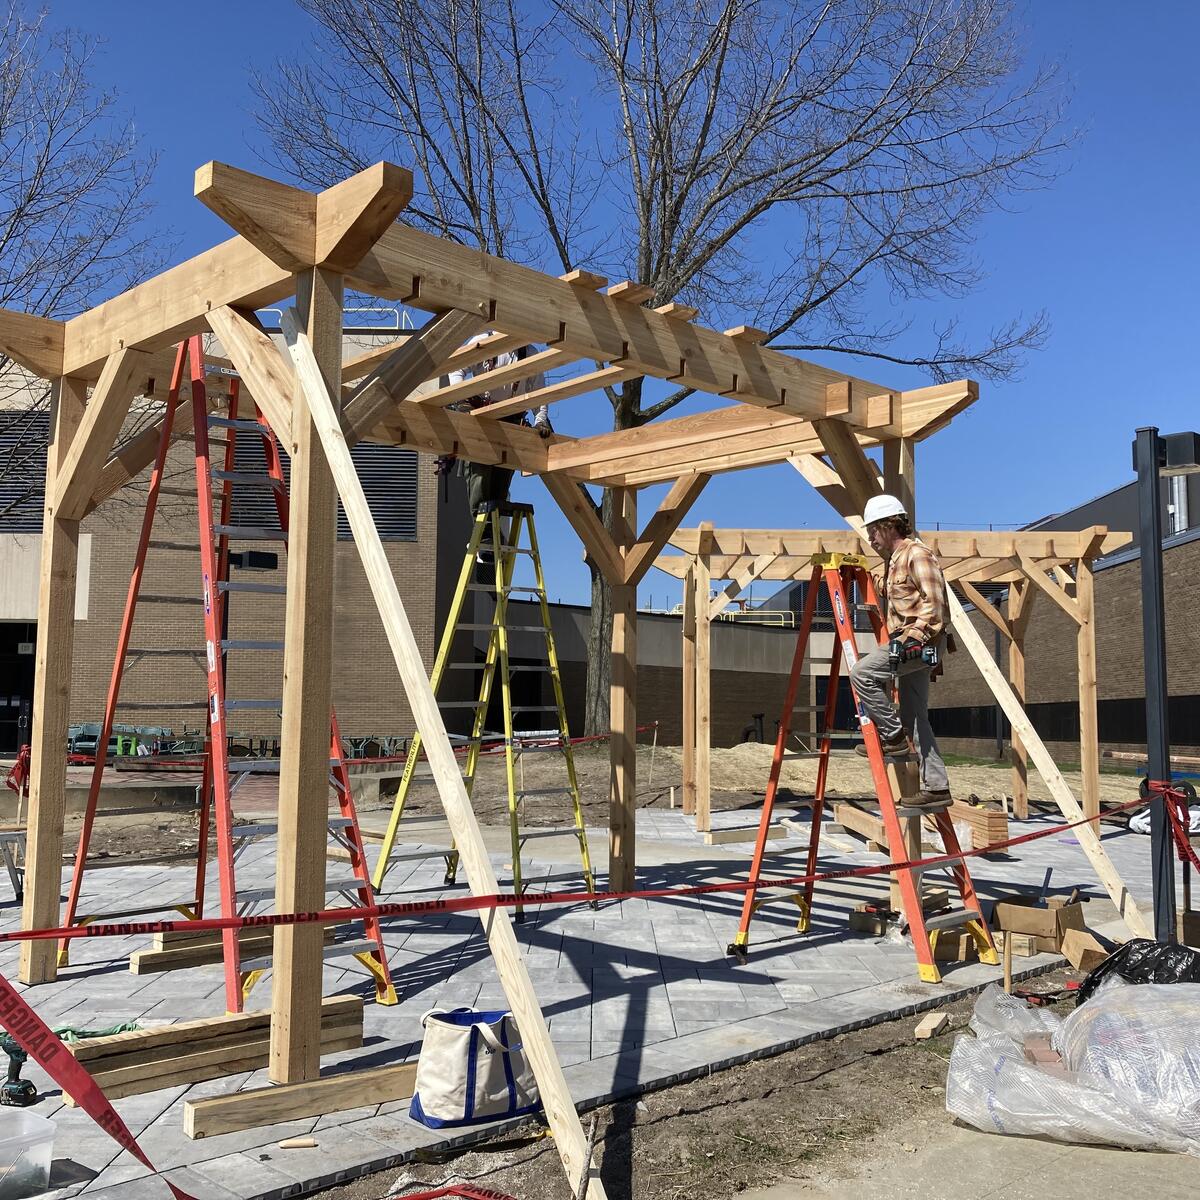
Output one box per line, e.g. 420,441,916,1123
903,789,953,812
855,733,910,759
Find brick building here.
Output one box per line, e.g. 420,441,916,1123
928,474,1200,762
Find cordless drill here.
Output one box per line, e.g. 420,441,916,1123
0,1033,38,1106
888,637,939,673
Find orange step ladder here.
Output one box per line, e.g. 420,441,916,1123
727,552,998,983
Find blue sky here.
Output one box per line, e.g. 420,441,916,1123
45,1,1200,607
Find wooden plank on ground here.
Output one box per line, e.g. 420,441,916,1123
185,1060,418,1138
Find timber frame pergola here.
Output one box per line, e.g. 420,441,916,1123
656,525,1132,836
0,158,1128,1192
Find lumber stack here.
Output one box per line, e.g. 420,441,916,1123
128,925,337,974
63,995,362,1104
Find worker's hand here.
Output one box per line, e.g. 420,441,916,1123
900,638,924,662
535,419,553,439
434,455,456,476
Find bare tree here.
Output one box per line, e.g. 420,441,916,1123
0,3,165,524
256,0,1069,731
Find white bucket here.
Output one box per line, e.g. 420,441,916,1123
0,1111,55,1199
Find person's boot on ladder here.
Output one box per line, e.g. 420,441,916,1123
851,494,953,812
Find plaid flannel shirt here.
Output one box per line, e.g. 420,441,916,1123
879,538,948,644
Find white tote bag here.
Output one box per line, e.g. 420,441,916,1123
410,1008,540,1127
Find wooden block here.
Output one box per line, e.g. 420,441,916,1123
833,803,885,846
606,280,655,304
133,928,336,974
824,380,851,416
933,930,980,962
999,930,1037,958
560,269,608,290
914,1012,948,1040
849,905,889,936
1061,927,1108,973
1178,910,1200,948
703,823,787,846
655,302,699,321
723,325,768,344
278,1137,318,1150
185,1060,419,1139
948,799,1008,851
921,887,950,913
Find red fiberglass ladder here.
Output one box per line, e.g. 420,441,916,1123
59,336,396,1011
727,552,998,983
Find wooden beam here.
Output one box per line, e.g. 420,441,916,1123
19,377,87,984
0,308,65,378
195,161,317,272
413,346,572,409
342,309,485,445
682,564,697,816
695,530,713,833
607,280,655,304
1008,581,1032,820
185,1060,416,1139
883,438,916,523
284,315,606,1199
954,581,1014,643
472,363,642,420
53,349,149,520
377,397,553,471
540,475,626,585
1016,553,1082,624
609,488,639,892
655,302,699,320
624,474,711,586
561,269,608,290
205,307,294,438
1076,558,1100,823
724,325,768,344
710,551,781,619
814,419,881,510
271,271,342,1083
315,160,414,272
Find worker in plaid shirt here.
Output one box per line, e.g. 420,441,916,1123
849,494,952,810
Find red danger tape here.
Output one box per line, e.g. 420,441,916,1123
0,972,195,1199
401,1188,517,1200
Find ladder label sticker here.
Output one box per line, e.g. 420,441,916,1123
209,693,220,725
834,592,846,627
206,641,216,672
203,573,211,614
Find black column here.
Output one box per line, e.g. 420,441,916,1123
1134,426,1175,942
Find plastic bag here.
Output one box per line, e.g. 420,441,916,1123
946,981,1200,1155
1077,936,1200,1004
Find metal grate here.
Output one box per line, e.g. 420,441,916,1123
0,409,49,530
229,433,418,541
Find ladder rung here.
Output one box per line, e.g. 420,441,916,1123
780,752,823,760
457,624,548,633
234,816,353,840
220,581,286,595
238,877,365,906
792,705,825,712
793,731,859,741
438,700,486,709
212,470,282,487
497,546,534,554
512,705,558,713
465,584,542,594
157,486,197,498
140,594,203,605
520,827,583,841
221,639,284,651
385,847,455,864
239,937,377,973
113,700,208,711
209,416,270,432
213,525,287,541
224,699,282,710
517,788,574,799
922,907,982,932
148,540,202,552
227,759,281,772
125,648,203,658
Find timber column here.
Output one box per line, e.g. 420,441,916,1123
20,378,87,984
270,267,343,1081
609,488,638,890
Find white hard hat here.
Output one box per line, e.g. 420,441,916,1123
862,493,907,526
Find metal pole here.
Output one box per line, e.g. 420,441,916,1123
1134,426,1176,942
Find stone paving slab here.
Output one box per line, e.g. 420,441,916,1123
0,808,1162,1200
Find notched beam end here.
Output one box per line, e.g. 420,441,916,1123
0,308,66,379
195,161,316,272
316,162,415,273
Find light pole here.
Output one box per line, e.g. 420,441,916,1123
1133,428,1200,942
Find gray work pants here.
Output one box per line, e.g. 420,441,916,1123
848,644,949,793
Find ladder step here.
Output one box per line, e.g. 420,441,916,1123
238,877,366,906
220,581,286,595
125,648,203,658
384,847,455,864
113,700,208,711
234,817,353,840
793,731,860,741
465,584,542,594
240,937,378,974
922,907,983,932
438,700,486,709
212,525,287,542
792,705,826,712
208,416,269,432
520,827,584,842
221,639,284,651
457,624,549,633
224,699,282,710
517,788,574,799
140,594,203,605
212,470,283,487
148,540,202,552
227,759,281,773
780,752,823,760
157,486,198,498
512,705,558,713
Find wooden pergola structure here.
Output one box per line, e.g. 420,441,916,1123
0,159,1145,1191
657,524,1132,832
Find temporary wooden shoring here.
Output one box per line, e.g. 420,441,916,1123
788,446,1149,939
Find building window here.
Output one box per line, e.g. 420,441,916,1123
0,410,49,531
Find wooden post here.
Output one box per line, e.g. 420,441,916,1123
1007,581,1031,820
270,267,342,1082
883,437,916,522
20,377,87,985
1076,558,1100,822
681,563,697,816
609,487,638,891
695,548,712,833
